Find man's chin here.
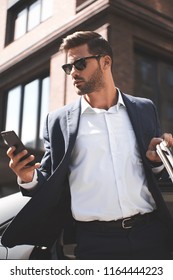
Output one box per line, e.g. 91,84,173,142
76,90,85,96
75,86,85,96
75,86,92,96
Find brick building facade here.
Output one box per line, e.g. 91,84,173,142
0,0,173,212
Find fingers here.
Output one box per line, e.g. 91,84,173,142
147,137,162,150
9,153,34,171
146,137,163,162
8,147,27,166
146,149,161,162
161,133,173,147
146,133,173,163
7,146,16,157
8,147,29,167
6,146,40,182
146,137,161,161
146,151,161,162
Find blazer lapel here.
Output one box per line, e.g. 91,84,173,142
67,98,81,154
122,93,145,156
59,98,81,154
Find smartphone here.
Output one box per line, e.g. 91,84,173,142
1,130,35,166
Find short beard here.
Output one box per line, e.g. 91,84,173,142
76,66,104,96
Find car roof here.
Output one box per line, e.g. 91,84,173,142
0,192,30,225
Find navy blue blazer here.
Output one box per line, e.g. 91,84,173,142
2,92,173,248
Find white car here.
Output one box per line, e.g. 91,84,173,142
0,192,34,259
0,192,76,260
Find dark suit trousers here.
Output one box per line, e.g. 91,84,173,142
75,216,172,260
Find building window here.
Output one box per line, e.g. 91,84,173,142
27,0,41,32
14,8,27,39
134,51,173,132
5,85,21,135
6,0,53,43
5,76,50,149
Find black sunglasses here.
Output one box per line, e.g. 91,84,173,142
62,54,103,75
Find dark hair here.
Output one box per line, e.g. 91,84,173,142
60,31,113,63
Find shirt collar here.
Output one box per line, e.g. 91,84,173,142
81,88,125,114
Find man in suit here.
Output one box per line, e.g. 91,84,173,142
3,31,173,259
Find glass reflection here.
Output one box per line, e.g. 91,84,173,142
5,86,21,135
28,0,41,31
41,0,53,21
39,77,50,148
5,76,50,150
21,80,39,148
14,9,27,39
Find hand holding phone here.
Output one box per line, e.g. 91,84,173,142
1,130,35,166
1,130,40,183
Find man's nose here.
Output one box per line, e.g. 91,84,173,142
71,65,79,77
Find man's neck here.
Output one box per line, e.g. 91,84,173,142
84,87,118,110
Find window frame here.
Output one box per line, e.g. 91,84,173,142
3,73,50,150
5,0,52,45
134,48,173,138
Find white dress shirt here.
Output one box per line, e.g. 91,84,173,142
69,91,156,221
20,90,160,221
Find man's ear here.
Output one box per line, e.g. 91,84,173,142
103,55,112,69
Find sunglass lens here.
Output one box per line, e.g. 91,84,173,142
62,58,87,74
74,58,86,70
62,64,72,75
